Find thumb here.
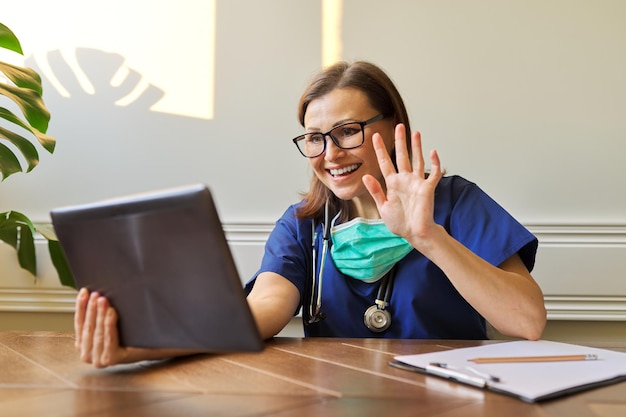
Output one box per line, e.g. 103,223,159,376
362,174,386,209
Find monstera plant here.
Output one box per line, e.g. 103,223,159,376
0,23,73,288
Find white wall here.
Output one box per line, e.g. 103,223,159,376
1,1,625,326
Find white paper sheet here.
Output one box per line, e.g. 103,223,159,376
393,340,626,402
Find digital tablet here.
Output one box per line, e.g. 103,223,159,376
51,184,264,353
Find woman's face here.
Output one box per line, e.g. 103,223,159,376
303,87,396,208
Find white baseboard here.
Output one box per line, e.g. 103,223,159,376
0,287,76,313
545,295,626,321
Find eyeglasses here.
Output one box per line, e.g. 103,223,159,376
292,114,385,158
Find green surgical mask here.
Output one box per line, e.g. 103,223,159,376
330,217,413,282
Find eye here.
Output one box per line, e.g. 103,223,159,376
306,133,325,144
335,125,360,138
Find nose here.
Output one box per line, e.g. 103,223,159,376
323,135,345,161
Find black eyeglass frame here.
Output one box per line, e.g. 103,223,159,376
292,113,386,158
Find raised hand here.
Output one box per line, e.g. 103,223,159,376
362,124,443,250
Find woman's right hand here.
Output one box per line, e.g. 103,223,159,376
74,288,131,368
75,288,208,368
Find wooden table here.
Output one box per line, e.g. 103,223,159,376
1,331,625,416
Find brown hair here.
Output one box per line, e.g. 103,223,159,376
295,61,411,223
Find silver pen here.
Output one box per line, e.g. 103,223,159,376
426,363,487,388
426,362,502,387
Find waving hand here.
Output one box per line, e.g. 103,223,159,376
362,124,442,250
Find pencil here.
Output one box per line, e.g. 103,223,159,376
468,354,599,364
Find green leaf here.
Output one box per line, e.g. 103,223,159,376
0,107,54,154
0,61,43,95
0,83,50,134
0,142,23,180
48,239,76,289
35,223,58,240
0,211,37,276
0,216,75,286
35,224,75,288
0,125,39,173
17,219,36,276
0,23,23,55
0,212,18,247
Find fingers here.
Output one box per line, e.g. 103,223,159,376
373,124,413,177
411,130,442,184
92,297,109,367
362,174,386,210
74,288,89,349
78,291,99,363
371,132,397,178
375,126,442,185
102,305,122,366
75,291,120,367
428,149,443,182
93,297,121,368
394,124,412,173
411,130,425,176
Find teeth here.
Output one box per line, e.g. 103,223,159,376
330,164,359,177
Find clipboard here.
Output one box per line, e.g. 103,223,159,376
390,340,626,403
51,184,264,353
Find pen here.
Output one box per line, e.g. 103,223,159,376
429,362,501,382
425,363,488,388
468,354,599,364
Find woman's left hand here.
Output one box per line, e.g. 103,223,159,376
362,124,443,250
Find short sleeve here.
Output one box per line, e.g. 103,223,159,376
244,204,313,296
439,176,537,271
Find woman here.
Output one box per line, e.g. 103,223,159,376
75,61,546,367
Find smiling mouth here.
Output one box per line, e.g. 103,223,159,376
328,164,360,177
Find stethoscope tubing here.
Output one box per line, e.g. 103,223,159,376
308,201,330,323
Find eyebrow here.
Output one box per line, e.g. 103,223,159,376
305,118,358,132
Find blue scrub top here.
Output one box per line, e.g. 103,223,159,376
245,175,538,339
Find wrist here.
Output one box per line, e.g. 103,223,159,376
407,224,448,258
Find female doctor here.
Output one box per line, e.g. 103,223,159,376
75,61,547,368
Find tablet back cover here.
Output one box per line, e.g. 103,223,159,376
51,184,263,352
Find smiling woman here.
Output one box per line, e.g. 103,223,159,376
250,61,546,343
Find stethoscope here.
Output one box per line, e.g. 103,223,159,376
306,201,395,332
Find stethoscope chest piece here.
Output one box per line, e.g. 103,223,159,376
363,266,396,333
364,303,391,332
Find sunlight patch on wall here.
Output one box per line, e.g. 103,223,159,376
1,0,215,120
322,0,343,67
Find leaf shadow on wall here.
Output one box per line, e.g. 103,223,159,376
23,47,240,208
